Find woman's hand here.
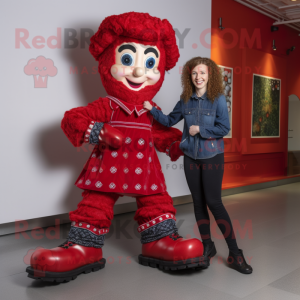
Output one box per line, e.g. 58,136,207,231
143,101,153,111
189,125,200,136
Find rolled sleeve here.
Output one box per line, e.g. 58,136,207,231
199,94,230,139
149,100,183,127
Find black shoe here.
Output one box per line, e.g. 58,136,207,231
227,249,253,274
200,241,217,268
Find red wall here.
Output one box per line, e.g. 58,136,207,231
211,0,300,186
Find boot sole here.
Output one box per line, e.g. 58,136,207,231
26,258,106,283
138,255,209,271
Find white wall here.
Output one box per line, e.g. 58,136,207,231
0,0,211,224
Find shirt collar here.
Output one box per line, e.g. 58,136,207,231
106,95,148,116
191,91,207,100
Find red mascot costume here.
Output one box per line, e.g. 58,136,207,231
26,12,206,283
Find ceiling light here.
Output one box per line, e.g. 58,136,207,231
219,18,225,30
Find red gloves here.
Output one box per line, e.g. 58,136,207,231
167,141,184,162
98,123,125,150
92,123,183,161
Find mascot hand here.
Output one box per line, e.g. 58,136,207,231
99,123,125,149
167,141,184,162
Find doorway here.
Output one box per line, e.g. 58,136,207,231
288,94,300,175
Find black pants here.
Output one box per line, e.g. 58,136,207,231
183,152,239,254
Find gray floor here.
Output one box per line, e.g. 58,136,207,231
1,182,300,300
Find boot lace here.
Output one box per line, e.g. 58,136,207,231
169,231,183,240
58,241,75,249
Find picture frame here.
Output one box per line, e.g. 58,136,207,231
218,65,233,138
251,74,281,138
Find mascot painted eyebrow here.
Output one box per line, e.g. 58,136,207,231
26,12,205,283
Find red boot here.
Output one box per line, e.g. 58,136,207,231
26,222,108,282
139,233,208,270
137,214,207,270
26,241,105,282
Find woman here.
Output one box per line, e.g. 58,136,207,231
143,57,253,274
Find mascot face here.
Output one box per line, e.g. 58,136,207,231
89,12,180,104
110,42,161,92
98,38,166,105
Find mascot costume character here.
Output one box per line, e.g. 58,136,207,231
26,12,206,283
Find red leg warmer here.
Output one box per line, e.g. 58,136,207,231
134,191,177,225
69,190,119,228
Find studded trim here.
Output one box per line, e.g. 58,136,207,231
84,121,95,143
71,221,109,235
137,213,176,233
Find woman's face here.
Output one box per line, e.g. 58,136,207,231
191,64,208,90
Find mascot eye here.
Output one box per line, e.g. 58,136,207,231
121,53,134,66
145,56,156,69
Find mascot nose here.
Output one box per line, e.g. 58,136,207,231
133,67,144,77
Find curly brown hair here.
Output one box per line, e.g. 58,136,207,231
180,57,224,104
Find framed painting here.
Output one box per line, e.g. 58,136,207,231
218,65,233,138
251,74,281,138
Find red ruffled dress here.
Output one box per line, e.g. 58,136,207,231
75,96,167,197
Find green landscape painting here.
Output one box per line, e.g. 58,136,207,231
251,74,280,137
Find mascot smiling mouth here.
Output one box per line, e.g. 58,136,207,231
126,78,144,89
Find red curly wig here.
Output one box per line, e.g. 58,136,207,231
89,12,180,104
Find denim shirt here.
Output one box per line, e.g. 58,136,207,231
150,91,230,160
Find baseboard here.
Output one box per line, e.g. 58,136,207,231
1,176,299,236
